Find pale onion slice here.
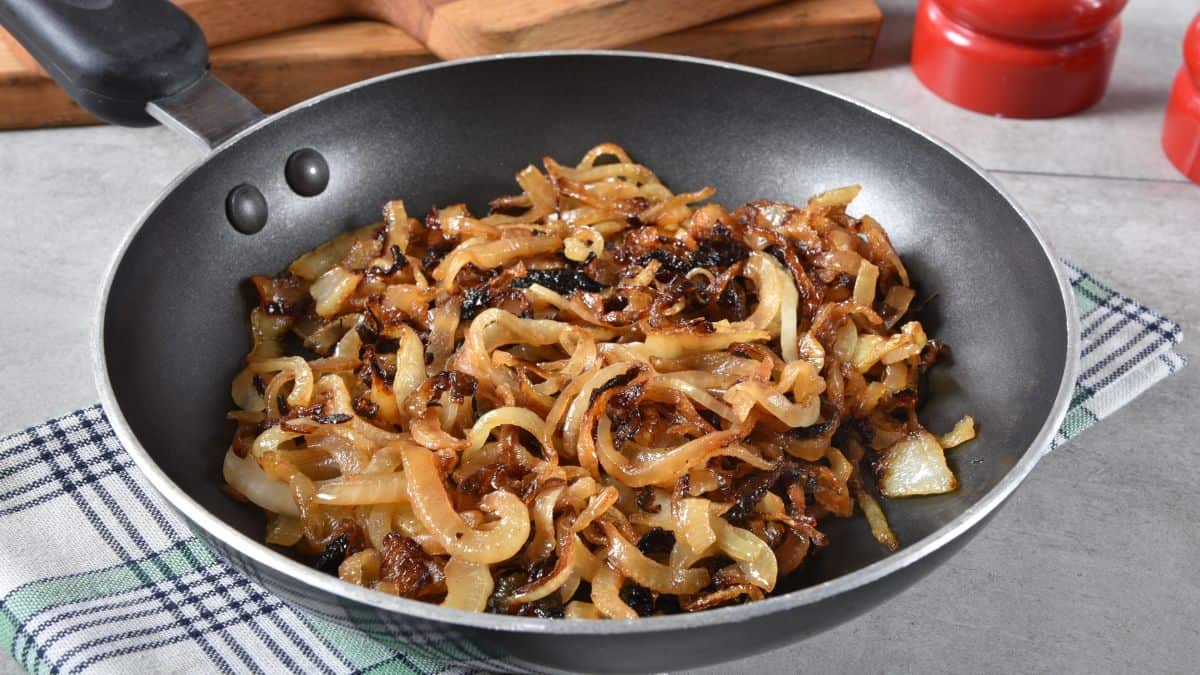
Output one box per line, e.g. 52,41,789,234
856,489,899,551
797,332,825,372
740,253,783,332
401,444,530,564
310,266,363,318
426,293,462,374
363,504,395,550
563,225,604,262
264,514,304,546
877,430,957,497
603,523,709,594
223,449,299,517
571,486,618,533
564,601,602,619
465,407,546,451
755,491,786,515
559,362,639,462
640,323,771,360
381,199,412,256
250,357,314,407
595,417,748,488
880,322,928,365
832,322,858,362
526,486,566,562
231,368,265,412
289,223,379,281
572,533,603,582
853,259,880,307
648,378,737,422
511,528,576,603
939,415,977,449
850,322,928,372
434,236,563,289
851,334,886,372
859,215,910,286
674,497,717,555
724,380,820,428
776,261,801,362
591,565,637,620
712,518,778,592
250,425,304,460
338,548,381,586
313,472,407,505
392,325,425,413
882,285,916,328
441,558,494,612
807,184,861,209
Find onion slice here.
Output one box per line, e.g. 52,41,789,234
401,444,530,564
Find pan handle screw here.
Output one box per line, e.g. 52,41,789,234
226,184,268,234
285,148,330,197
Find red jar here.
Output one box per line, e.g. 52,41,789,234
1162,14,1200,184
911,0,1127,118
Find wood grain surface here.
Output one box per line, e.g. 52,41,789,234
0,0,881,129
395,0,784,59
3,0,786,64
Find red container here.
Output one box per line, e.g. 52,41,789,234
911,0,1127,118
1162,14,1200,184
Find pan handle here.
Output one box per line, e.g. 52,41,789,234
0,0,263,148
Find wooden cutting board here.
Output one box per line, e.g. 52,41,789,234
2,0,783,65
0,0,881,130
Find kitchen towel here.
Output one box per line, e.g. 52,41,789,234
0,263,1185,675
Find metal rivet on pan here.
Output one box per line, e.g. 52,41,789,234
225,184,268,234
285,148,330,197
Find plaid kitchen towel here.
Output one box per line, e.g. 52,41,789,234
0,264,1185,675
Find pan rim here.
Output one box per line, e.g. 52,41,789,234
92,50,1080,636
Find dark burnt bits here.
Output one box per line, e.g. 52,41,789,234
315,535,350,574
792,419,835,439
487,570,566,618
636,486,660,513
725,462,786,524
613,228,695,276
619,583,656,617
607,382,645,446
428,370,477,403
588,367,643,407
718,279,750,322
512,268,607,295
692,225,750,269
461,462,525,497
526,554,558,584
459,284,493,320
421,241,455,272
636,527,675,556
379,533,445,600
314,521,368,575
251,273,311,317
352,396,380,419
365,244,407,278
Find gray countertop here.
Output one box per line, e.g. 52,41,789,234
1,1,1197,673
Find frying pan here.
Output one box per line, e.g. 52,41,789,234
1,1,1079,672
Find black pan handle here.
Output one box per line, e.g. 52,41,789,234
0,0,208,127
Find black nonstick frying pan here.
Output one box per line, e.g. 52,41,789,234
1,1,1079,672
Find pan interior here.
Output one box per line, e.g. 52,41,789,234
103,55,1068,606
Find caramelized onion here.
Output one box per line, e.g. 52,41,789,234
224,143,968,619
401,444,530,563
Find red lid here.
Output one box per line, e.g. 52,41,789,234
911,0,1126,118
1162,14,1200,183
